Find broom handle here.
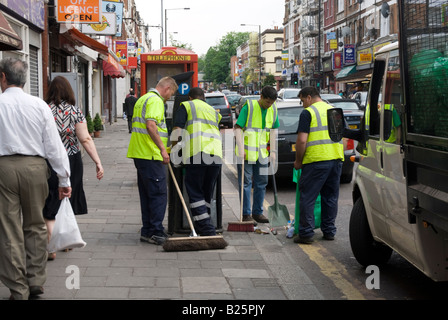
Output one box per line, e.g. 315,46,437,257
167,163,198,237
240,160,244,222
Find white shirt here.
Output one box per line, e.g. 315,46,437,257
0,87,71,187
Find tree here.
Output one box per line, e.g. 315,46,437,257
169,34,193,51
203,32,249,85
198,54,205,72
93,113,103,132
263,74,276,87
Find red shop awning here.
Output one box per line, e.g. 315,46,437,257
63,27,109,57
0,11,23,51
103,53,125,78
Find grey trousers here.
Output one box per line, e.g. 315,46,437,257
0,155,49,300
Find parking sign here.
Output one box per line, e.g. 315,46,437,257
178,83,190,95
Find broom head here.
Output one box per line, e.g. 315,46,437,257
163,235,228,252
227,221,255,232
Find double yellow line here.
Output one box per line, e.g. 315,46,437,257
224,159,366,300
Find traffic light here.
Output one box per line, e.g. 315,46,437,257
291,73,298,85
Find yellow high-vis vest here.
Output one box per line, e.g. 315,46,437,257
302,101,344,165
182,99,222,161
127,91,168,161
236,100,277,162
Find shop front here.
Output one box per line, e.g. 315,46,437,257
0,2,45,97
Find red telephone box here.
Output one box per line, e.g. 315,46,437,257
140,47,198,94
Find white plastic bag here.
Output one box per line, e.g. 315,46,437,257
47,197,86,253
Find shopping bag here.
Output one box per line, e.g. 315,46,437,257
47,197,86,253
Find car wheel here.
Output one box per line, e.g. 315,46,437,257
227,120,233,129
349,197,393,267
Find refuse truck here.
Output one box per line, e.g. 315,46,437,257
344,0,448,281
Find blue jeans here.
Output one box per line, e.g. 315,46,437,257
298,160,342,238
134,159,167,237
237,160,268,216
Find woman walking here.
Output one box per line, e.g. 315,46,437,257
43,76,104,260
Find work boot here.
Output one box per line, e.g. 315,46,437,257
293,236,314,244
322,234,335,241
242,215,257,226
252,214,269,223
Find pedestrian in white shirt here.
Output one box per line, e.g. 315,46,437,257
0,58,71,300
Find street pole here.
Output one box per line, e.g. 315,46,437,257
161,0,164,47
165,8,190,48
258,24,261,91
317,0,322,92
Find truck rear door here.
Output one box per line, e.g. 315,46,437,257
400,0,448,232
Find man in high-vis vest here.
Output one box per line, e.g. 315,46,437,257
234,86,279,224
294,86,344,244
171,87,222,236
127,77,178,245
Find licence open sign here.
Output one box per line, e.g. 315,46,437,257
56,0,101,24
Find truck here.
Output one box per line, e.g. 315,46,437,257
347,0,448,281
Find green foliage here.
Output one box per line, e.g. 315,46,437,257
203,32,250,84
169,35,193,51
86,113,94,133
93,113,103,131
198,54,205,72
263,74,276,87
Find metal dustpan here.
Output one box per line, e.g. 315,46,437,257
267,174,290,227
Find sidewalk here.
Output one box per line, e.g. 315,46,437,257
1,119,322,300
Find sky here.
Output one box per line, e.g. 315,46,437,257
133,0,286,56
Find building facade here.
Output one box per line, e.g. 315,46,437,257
0,0,152,127
282,0,399,94
236,28,284,93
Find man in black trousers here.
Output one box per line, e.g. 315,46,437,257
124,88,138,133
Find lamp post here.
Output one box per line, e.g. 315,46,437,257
165,8,190,47
241,23,262,91
317,0,322,92
161,0,163,47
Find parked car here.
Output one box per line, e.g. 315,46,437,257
204,92,233,128
235,95,260,118
226,94,242,112
274,101,355,183
352,91,368,109
277,88,301,104
325,98,364,130
321,93,343,101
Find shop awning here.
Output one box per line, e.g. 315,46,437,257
335,65,357,79
0,11,23,50
336,69,372,83
63,28,109,58
102,53,125,78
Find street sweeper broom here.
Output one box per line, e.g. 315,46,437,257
163,163,228,252
227,159,255,232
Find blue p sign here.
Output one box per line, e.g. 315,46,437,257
178,83,190,95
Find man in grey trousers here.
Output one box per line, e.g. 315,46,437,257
0,58,72,300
